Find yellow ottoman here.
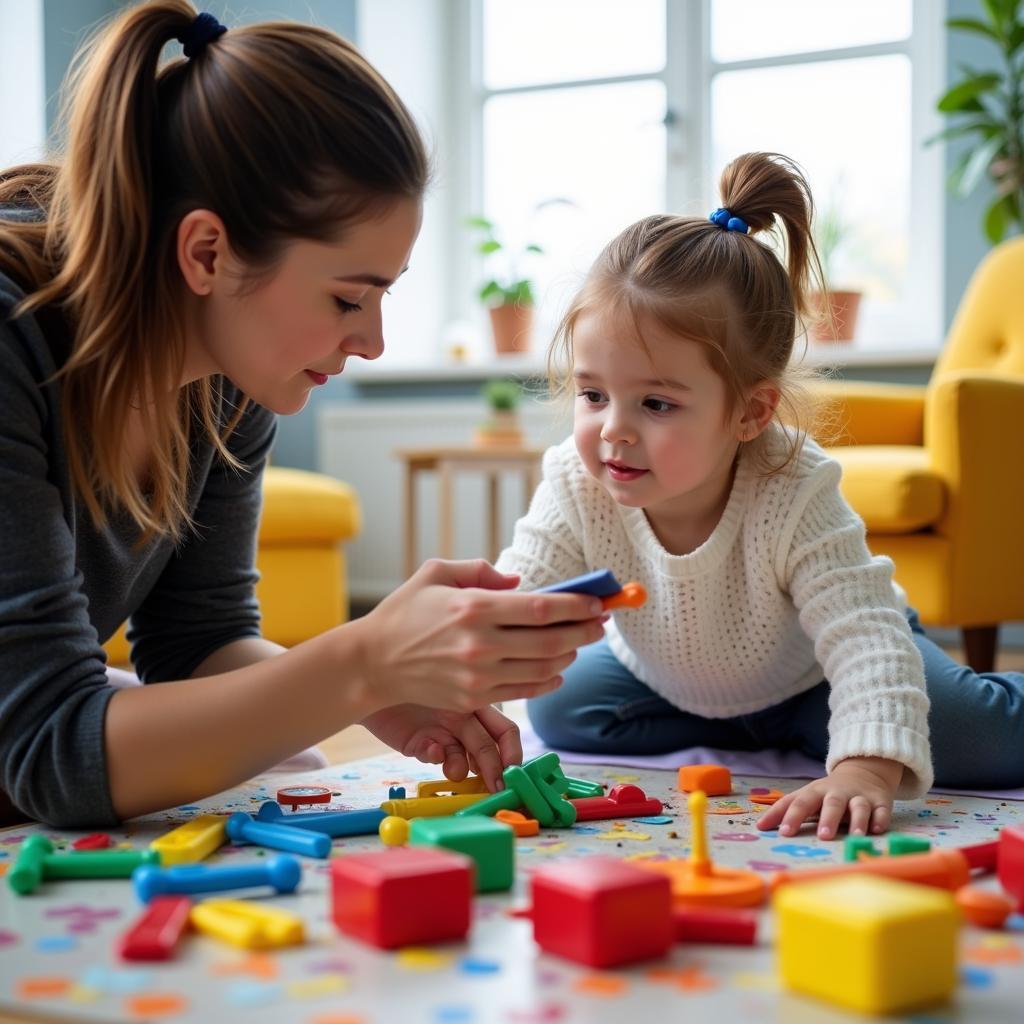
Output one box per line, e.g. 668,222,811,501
105,466,361,664
775,874,959,1015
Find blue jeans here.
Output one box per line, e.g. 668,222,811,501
528,610,1024,789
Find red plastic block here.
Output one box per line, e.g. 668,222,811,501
673,905,758,945
531,856,673,967
117,896,192,961
997,823,1024,911
958,840,999,873
330,847,474,949
72,833,112,851
570,783,663,822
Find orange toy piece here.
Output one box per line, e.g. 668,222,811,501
677,764,732,796
748,787,784,806
640,791,766,908
495,810,540,837
601,582,647,611
770,848,970,893
955,885,1016,928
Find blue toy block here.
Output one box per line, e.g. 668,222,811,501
537,569,621,598
226,812,331,858
133,855,301,903
255,802,386,838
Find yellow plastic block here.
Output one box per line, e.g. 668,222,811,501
150,815,227,866
379,792,488,819
416,776,489,798
775,874,959,1015
190,899,305,950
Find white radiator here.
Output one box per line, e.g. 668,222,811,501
318,398,571,602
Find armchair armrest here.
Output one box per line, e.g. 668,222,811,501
925,371,1024,623
812,381,927,446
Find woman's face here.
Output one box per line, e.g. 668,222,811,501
185,198,422,413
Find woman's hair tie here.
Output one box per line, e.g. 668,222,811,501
177,12,227,59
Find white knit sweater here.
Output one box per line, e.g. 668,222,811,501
496,428,933,798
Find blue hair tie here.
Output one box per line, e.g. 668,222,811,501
177,12,228,59
708,207,749,234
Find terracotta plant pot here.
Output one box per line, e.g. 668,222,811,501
489,303,534,354
808,290,863,343
473,409,523,448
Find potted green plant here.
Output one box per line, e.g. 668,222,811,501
474,378,524,448
466,216,543,355
808,198,862,343
932,0,1024,242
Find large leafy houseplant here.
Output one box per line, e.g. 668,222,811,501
935,0,1024,243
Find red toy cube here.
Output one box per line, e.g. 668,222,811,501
997,823,1024,911
531,856,673,967
331,847,474,949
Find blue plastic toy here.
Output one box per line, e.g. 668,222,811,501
226,812,331,858
537,569,622,598
255,801,386,838
133,855,301,903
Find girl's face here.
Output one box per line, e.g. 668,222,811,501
186,198,422,413
571,306,751,525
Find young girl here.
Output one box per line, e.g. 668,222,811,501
497,152,1024,840
0,2,606,829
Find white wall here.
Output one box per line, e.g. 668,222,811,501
0,0,46,167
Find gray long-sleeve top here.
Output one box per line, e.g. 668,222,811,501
0,265,276,827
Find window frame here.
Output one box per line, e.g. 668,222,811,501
455,0,946,356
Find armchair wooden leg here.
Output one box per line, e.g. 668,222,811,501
962,625,998,674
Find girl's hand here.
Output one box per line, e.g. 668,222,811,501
353,559,607,713
755,757,904,840
361,703,522,792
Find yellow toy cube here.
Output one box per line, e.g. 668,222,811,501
774,874,959,1014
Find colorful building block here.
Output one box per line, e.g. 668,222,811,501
150,815,227,866
9,836,161,895
888,834,931,856
380,792,491,818
775,874,959,1015
844,836,879,862
190,899,304,949
677,764,732,796
672,905,757,945
997,823,1024,911
416,777,489,798
379,815,411,846
330,847,473,949
133,855,301,904
495,810,539,837
770,848,970,893
571,783,662,822
117,896,192,961
72,833,113,851
455,753,576,828
955,885,1016,928
409,815,514,892
255,801,385,837
225,812,331,858
537,569,623,597
531,856,673,968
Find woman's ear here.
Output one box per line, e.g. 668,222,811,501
737,381,781,441
176,209,230,296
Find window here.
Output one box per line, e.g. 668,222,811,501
0,0,46,171
461,0,944,358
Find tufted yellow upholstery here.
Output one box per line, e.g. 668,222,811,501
104,466,361,665
817,237,1024,668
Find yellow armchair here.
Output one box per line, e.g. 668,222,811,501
817,236,1024,670
104,466,361,665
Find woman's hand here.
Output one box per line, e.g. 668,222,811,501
352,559,607,714
361,703,522,791
756,756,904,840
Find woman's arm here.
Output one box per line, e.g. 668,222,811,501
106,557,605,820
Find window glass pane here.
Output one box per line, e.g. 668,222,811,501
482,81,666,332
711,55,911,307
711,0,911,62
483,0,664,89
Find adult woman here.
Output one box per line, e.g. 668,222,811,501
0,2,603,827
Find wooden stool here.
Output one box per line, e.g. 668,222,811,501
396,446,543,578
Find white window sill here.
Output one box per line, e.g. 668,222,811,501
344,340,941,384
